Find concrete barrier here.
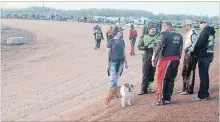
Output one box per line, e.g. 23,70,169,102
6,37,24,45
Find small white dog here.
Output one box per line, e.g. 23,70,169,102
120,83,134,107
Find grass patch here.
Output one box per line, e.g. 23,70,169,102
175,28,219,37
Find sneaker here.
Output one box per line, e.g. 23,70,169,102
163,100,171,105
192,96,209,102
178,90,185,93
151,101,163,106
180,92,189,95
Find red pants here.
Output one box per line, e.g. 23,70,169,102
155,56,180,103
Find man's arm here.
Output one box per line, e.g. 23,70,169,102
106,40,112,65
188,34,199,53
137,36,147,51
135,29,138,37
152,34,165,62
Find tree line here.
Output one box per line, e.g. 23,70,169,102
2,6,219,22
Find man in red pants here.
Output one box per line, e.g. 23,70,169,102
151,22,183,106
129,24,138,55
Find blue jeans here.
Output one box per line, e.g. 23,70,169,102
109,61,124,88
197,54,214,99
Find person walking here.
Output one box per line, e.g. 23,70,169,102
191,20,215,101
94,26,104,50
137,25,158,95
93,25,98,41
180,19,199,95
129,24,138,55
151,22,183,105
105,27,128,107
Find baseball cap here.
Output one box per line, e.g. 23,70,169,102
148,23,156,29
184,19,192,25
199,18,210,24
199,20,207,24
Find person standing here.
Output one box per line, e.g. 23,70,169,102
106,26,113,41
191,20,215,101
180,19,199,95
129,24,138,55
106,27,128,107
94,26,104,50
137,25,158,95
151,22,183,105
156,20,162,34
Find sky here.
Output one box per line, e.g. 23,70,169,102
1,2,219,17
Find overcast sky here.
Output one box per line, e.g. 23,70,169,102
1,2,219,17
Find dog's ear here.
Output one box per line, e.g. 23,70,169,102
124,83,129,87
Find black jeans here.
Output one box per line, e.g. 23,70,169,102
95,39,101,49
197,54,214,99
141,49,155,92
182,53,197,94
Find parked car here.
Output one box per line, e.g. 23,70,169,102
174,23,183,28
214,24,219,29
193,23,200,29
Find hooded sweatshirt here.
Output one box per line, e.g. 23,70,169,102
193,26,215,57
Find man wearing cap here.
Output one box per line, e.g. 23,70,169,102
151,22,183,105
180,19,199,95
106,26,113,42
191,20,215,101
129,24,138,55
137,25,158,95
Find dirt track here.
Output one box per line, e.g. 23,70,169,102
1,19,219,121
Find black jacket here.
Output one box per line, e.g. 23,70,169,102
152,30,183,61
193,26,215,57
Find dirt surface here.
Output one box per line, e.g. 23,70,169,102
1,19,219,121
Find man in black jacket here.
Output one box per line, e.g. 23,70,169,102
151,22,183,105
192,20,215,101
